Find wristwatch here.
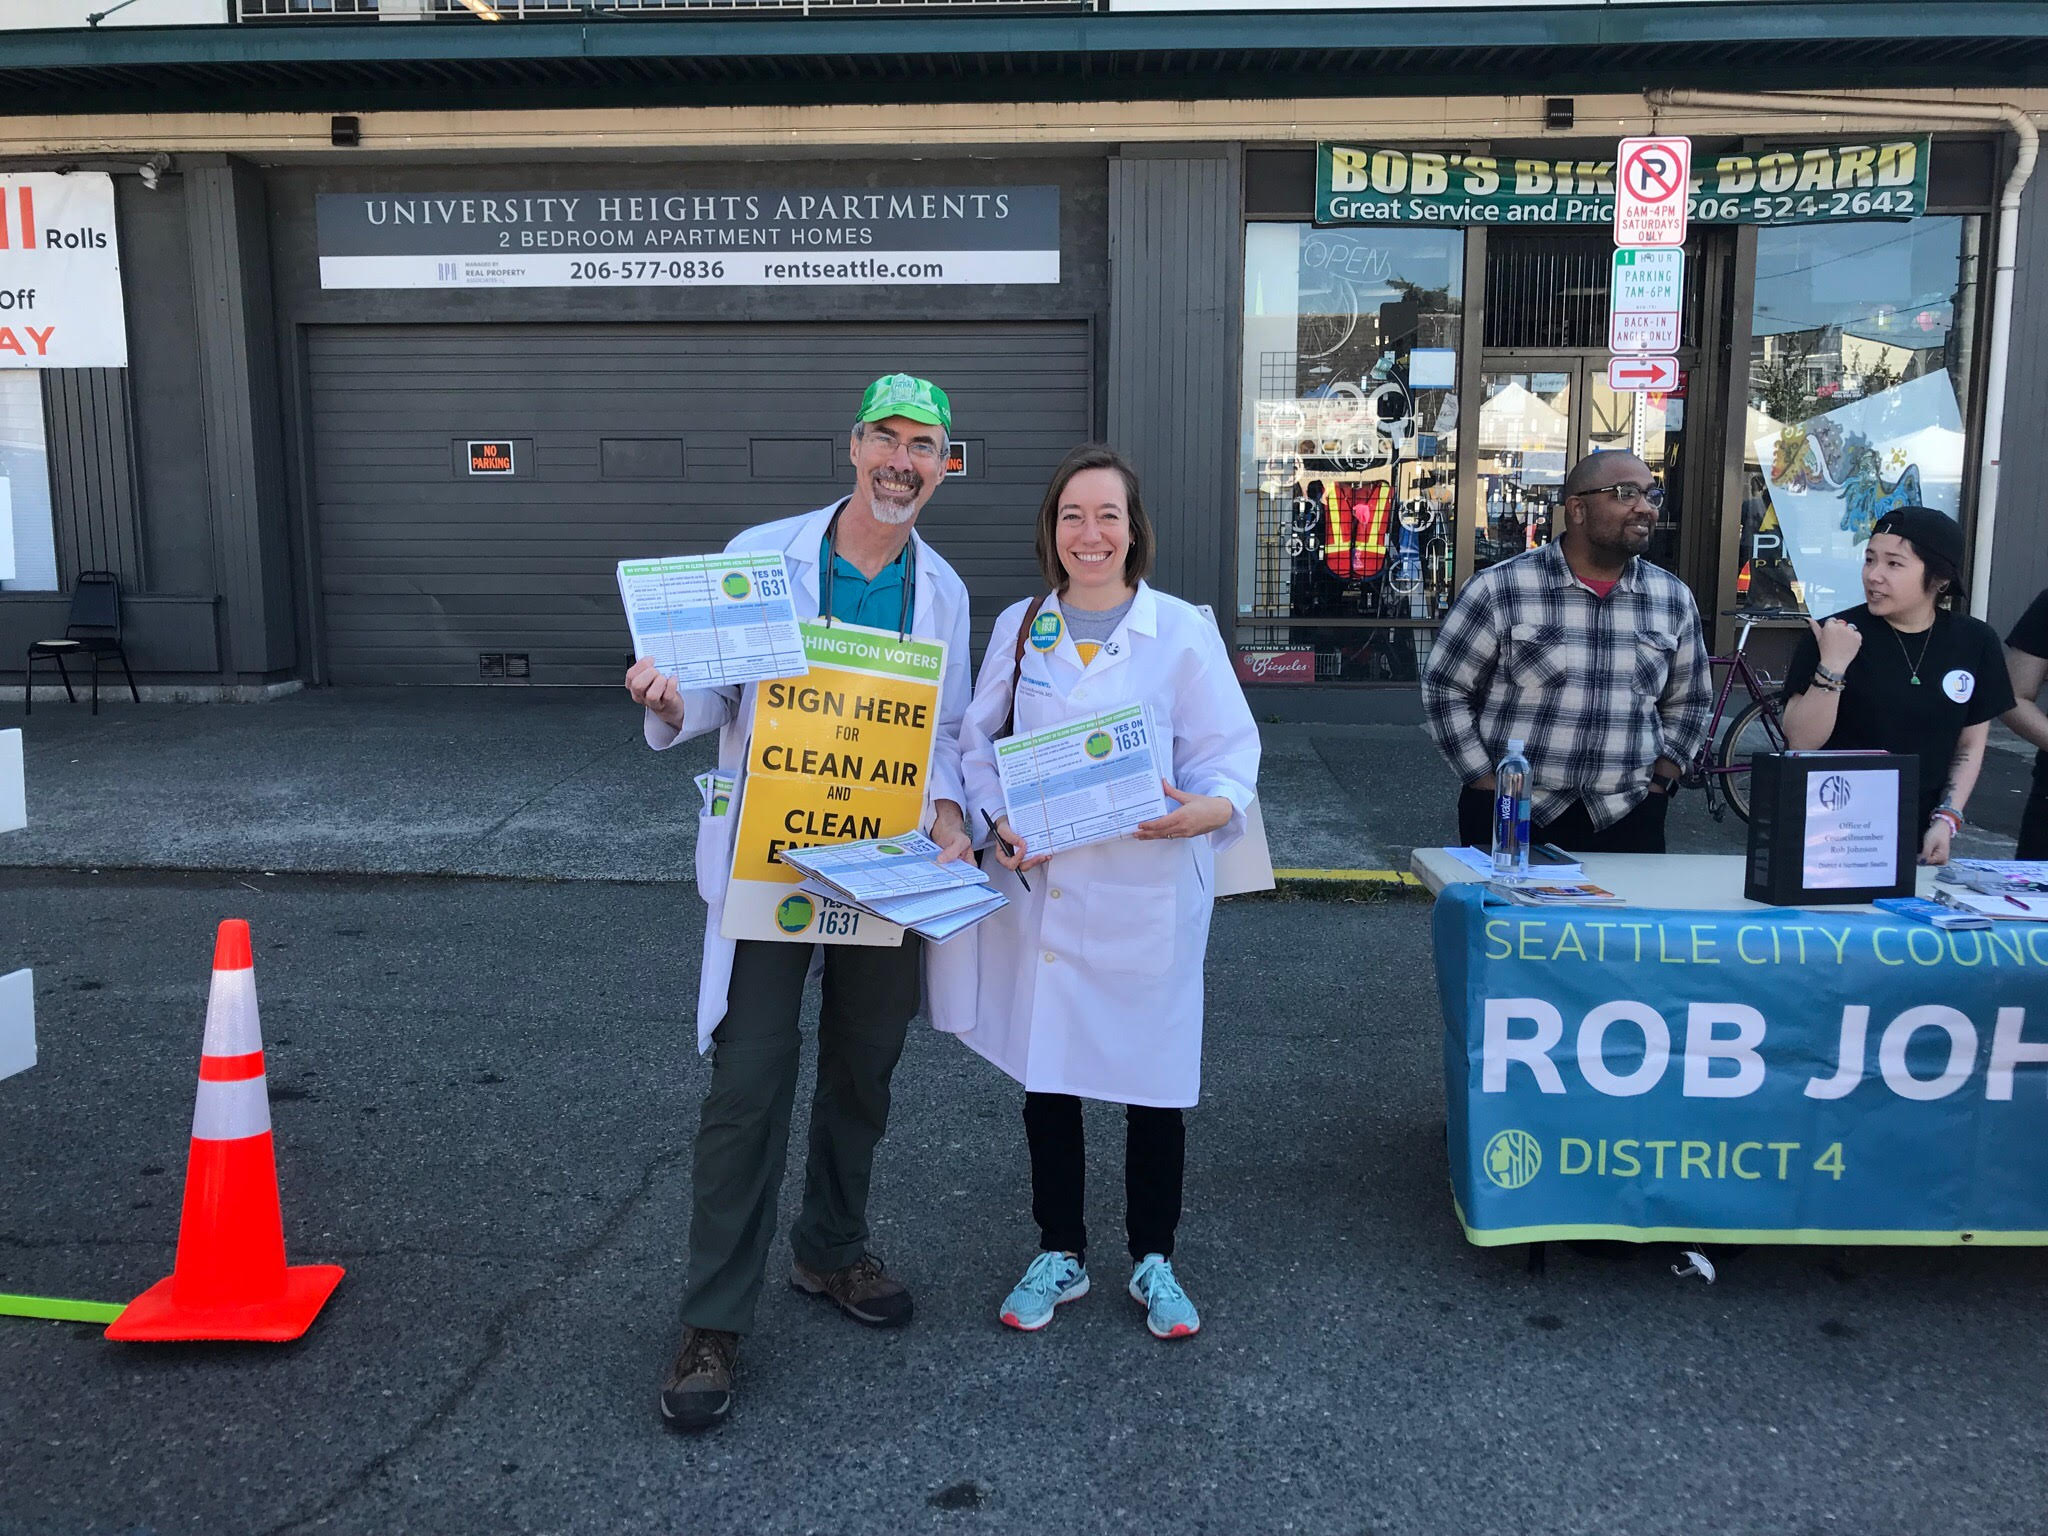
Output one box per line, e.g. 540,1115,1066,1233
1651,775,1682,799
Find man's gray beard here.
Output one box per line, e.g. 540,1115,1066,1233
870,497,918,525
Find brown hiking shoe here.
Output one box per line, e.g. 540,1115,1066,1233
790,1252,914,1328
659,1325,738,1431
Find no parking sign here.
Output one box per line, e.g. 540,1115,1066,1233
1615,136,1692,248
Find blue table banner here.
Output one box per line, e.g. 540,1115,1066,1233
1435,885,2048,1245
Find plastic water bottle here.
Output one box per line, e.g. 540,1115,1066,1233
1492,738,1532,875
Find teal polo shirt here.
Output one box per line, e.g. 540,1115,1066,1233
821,532,915,631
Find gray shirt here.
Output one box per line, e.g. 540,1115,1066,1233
1063,592,1136,654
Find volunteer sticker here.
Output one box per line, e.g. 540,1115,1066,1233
1942,669,1975,703
1029,611,1063,651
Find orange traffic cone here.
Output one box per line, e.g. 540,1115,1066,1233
106,919,343,1342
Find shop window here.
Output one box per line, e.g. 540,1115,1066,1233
0,373,56,593
1739,216,1979,616
1238,223,1463,680
1484,231,1703,350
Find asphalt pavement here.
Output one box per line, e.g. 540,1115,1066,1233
0,688,2041,1535
6,870,2048,1536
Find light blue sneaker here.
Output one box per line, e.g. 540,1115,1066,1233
999,1251,1089,1331
1129,1253,1200,1339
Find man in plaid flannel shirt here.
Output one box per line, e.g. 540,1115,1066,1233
1422,450,1711,853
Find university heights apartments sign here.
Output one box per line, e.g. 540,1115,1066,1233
316,186,1060,289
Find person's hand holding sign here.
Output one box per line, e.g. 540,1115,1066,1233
624,657,686,730
1134,781,1233,841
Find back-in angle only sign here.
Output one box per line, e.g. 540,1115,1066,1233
1609,246,1684,354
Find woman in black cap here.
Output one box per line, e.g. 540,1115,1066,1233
1780,506,2015,864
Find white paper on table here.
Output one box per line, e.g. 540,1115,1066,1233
996,703,1169,857
0,968,33,1082
617,550,808,690
1938,891,2048,921
1802,768,1900,889
0,728,22,835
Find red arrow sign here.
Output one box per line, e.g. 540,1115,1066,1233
1605,355,1681,392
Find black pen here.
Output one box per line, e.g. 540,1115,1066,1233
981,808,1030,893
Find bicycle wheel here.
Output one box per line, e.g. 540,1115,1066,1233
1715,697,1787,823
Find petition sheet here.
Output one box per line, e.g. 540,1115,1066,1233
996,704,1168,856
617,551,806,689
780,830,989,904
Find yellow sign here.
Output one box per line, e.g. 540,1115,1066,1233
721,621,945,945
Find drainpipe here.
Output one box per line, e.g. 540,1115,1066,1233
1647,89,2039,622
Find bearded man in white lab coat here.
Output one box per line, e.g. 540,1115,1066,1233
624,374,974,1432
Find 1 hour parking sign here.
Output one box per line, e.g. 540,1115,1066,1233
1615,136,1692,247
1609,248,1684,354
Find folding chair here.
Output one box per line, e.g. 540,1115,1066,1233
25,571,140,717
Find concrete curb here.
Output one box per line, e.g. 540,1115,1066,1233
1261,867,1430,903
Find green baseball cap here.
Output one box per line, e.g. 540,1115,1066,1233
858,373,951,431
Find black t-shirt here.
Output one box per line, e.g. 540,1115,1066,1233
1783,604,2016,821
2007,587,2048,787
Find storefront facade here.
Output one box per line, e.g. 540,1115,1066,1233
0,7,2043,695
1236,132,2007,681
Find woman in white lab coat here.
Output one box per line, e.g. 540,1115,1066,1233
950,443,1259,1341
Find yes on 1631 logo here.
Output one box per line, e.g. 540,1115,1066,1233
1028,612,1063,651
1483,1129,1542,1190
1083,730,1114,760
774,894,815,934
721,571,752,600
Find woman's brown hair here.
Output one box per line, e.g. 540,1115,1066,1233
1032,443,1155,592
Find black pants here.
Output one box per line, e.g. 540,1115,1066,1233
2019,786,2048,861
1022,1092,1184,1263
1456,785,1670,855
678,936,922,1335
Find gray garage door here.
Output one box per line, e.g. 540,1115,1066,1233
306,322,1095,684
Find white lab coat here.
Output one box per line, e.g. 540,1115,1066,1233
644,499,975,1054
936,583,1261,1108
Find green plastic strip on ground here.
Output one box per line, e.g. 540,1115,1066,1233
0,1293,127,1324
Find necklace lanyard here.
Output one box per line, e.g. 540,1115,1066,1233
1890,617,1936,685
819,500,916,640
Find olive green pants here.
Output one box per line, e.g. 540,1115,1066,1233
678,935,922,1335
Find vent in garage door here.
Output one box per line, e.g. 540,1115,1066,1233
306,322,1094,685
